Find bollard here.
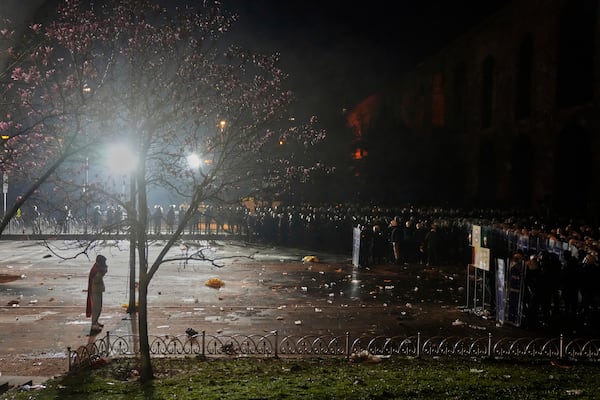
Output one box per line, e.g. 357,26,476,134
559,334,563,359
345,332,350,359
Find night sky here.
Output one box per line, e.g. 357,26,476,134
225,0,510,123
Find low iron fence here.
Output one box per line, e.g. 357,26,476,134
68,331,600,372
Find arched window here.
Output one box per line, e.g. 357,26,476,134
481,55,495,129
515,34,533,120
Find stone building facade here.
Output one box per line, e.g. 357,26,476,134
353,0,599,219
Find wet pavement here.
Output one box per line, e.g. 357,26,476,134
0,239,540,382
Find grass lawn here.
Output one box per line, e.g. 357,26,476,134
3,356,599,399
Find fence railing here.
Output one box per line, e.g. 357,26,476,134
68,331,600,372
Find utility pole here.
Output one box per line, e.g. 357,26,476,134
127,173,137,314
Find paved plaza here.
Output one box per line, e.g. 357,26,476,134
0,238,530,385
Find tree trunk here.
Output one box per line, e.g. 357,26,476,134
137,261,153,382
135,169,153,381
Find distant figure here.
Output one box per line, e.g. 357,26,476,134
370,223,387,266
402,219,416,263
166,205,176,234
31,205,41,234
189,207,200,234
423,223,441,266
59,205,71,233
152,205,163,234
389,218,402,265
92,205,102,233
114,206,124,234
358,223,372,268
178,204,186,227
86,255,108,333
414,222,427,264
561,250,580,320
105,205,115,234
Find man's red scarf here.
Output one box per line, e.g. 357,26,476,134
86,262,100,318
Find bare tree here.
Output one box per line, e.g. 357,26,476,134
1,0,329,381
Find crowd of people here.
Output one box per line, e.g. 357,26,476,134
6,201,600,330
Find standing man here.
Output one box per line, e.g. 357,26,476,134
423,223,441,266
389,218,402,265
86,255,108,333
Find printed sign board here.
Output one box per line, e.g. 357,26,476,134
352,227,361,267
473,246,490,271
495,258,506,324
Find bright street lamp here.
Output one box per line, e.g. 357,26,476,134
107,145,137,175
186,153,201,170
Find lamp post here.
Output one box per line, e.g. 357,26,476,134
2,172,7,219
107,144,138,313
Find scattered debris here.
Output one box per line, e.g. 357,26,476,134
205,277,225,289
19,383,46,391
565,389,583,396
221,342,235,355
468,324,487,331
186,328,199,337
349,350,387,364
90,357,110,369
302,255,319,263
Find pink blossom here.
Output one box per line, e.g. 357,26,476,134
11,67,23,80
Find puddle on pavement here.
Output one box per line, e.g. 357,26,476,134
0,274,21,283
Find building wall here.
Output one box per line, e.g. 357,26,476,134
373,0,599,217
